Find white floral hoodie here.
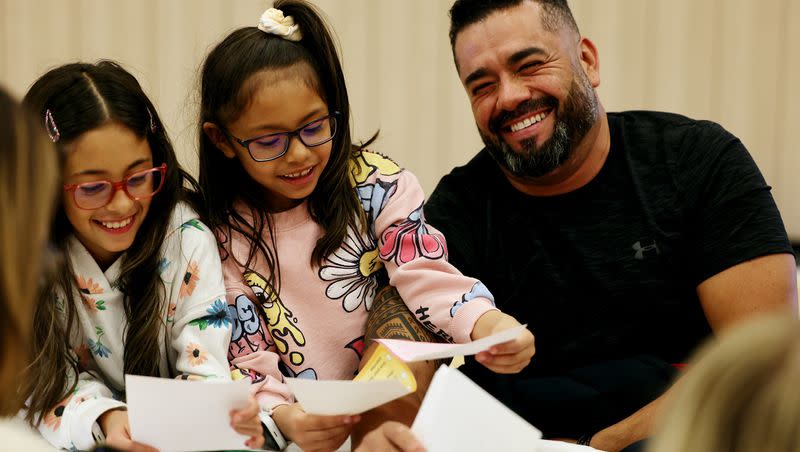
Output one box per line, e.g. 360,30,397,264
32,203,232,451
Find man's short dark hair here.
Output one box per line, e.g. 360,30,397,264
449,0,580,48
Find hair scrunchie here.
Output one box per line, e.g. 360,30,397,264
257,8,303,41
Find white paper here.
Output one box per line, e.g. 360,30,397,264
538,440,601,451
411,365,543,452
125,375,251,452
377,324,528,361
285,378,412,415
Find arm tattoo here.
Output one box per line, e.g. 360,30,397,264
366,284,438,343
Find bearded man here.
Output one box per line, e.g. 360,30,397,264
423,1,798,451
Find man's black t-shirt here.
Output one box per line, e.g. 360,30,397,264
424,111,791,434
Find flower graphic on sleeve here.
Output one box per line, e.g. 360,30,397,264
179,261,200,298
188,299,232,330
87,326,111,358
450,282,496,317
186,343,208,366
379,205,447,265
319,229,383,312
43,394,73,430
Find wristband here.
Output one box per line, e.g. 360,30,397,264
91,421,106,443
259,411,288,451
576,432,594,446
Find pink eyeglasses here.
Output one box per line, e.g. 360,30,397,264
63,164,167,210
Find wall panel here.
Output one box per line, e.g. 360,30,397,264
1,0,797,237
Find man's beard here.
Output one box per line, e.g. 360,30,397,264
479,68,599,179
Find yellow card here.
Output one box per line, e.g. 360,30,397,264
354,343,417,392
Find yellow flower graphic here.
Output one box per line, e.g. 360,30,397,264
186,342,208,367
180,261,200,298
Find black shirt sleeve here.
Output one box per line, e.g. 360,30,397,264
676,120,792,285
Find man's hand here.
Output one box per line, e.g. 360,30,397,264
272,403,359,452
471,310,535,374
98,409,158,452
353,421,426,452
229,396,264,449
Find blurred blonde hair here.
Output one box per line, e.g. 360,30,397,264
648,312,800,452
0,86,58,416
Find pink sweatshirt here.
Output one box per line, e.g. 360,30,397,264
222,150,497,411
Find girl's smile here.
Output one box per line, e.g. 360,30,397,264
62,122,155,267
210,65,333,212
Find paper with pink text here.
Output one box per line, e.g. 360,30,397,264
376,324,528,362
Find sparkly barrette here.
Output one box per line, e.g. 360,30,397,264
147,108,157,133
44,109,60,143
257,8,302,41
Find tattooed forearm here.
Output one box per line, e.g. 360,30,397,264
353,284,445,447
365,284,438,344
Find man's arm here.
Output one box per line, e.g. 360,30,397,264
590,253,798,452
350,284,442,448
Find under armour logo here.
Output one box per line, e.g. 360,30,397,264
633,239,660,260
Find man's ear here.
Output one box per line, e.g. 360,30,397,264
203,122,237,159
578,37,600,88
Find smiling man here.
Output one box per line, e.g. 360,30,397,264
424,1,798,451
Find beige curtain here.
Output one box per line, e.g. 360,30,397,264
2,0,798,238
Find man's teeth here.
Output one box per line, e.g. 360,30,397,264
283,167,312,178
100,218,133,229
510,112,548,132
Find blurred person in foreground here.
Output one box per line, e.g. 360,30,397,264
649,313,800,452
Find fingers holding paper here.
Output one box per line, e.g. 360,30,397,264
99,409,159,452
230,396,264,449
272,403,360,452
354,421,426,452
471,311,535,374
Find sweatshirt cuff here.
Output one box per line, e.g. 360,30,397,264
451,297,499,344
70,398,126,451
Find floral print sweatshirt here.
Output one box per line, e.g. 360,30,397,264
33,203,232,451
223,151,497,411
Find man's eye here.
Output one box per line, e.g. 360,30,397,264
519,61,542,74
472,83,493,96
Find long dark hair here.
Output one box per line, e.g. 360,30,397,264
197,0,372,293
21,60,197,425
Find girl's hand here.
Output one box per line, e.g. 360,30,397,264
230,396,265,449
354,421,426,452
98,408,159,452
470,311,535,374
272,403,360,452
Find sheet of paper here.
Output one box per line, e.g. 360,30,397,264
125,375,251,452
286,344,415,416
411,365,542,452
538,440,600,452
285,378,411,416
376,324,528,362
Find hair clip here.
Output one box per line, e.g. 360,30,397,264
257,8,303,41
147,108,156,133
44,109,60,143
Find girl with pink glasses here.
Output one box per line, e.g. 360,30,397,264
21,61,262,451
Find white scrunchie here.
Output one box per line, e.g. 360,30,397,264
258,8,303,42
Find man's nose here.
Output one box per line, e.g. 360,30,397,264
496,77,529,113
